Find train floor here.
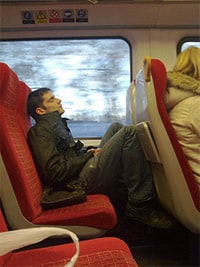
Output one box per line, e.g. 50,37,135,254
104,199,200,267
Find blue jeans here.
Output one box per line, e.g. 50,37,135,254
79,123,156,204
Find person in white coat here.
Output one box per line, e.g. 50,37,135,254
164,46,200,187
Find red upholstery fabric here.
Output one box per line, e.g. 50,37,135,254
0,63,41,220
4,238,138,267
0,62,117,229
0,210,12,266
32,194,116,228
151,59,200,211
0,210,138,267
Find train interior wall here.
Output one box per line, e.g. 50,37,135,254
1,1,200,76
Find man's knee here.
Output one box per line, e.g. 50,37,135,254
111,123,137,135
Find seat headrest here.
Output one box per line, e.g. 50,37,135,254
0,62,31,136
0,62,19,99
143,57,167,99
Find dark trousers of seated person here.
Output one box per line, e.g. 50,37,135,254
79,123,156,206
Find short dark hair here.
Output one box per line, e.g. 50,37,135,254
27,88,52,120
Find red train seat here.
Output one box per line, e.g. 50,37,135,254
0,62,117,238
126,57,200,233
0,209,138,267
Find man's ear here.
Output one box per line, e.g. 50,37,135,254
36,107,46,115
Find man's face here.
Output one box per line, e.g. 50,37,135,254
37,91,65,115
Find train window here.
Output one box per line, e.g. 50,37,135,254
177,37,200,53
0,38,131,138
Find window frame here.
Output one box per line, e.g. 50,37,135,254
177,36,200,54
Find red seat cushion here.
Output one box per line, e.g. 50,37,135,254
33,194,116,229
4,237,138,267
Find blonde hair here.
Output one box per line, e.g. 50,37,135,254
173,46,200,81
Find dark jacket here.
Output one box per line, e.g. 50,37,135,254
27,111,93,189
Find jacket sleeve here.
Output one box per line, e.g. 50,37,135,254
27,126,93,187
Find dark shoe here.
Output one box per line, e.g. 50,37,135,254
125,200,177,230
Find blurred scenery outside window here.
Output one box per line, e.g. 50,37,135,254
0,38,131,138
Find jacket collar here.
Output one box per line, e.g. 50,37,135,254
36,111,61,122
36,111,68,139
167,72,200,94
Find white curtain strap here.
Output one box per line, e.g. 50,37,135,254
0,227,79,267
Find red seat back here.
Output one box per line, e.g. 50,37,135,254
150,58,200,212
129,57,200,232
0,62,43,220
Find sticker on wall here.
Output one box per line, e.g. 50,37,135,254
49,9,62,23
76,9,88,22
35,10,48,24
21,11,35,24
21,8,88,25
62,9,75,23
